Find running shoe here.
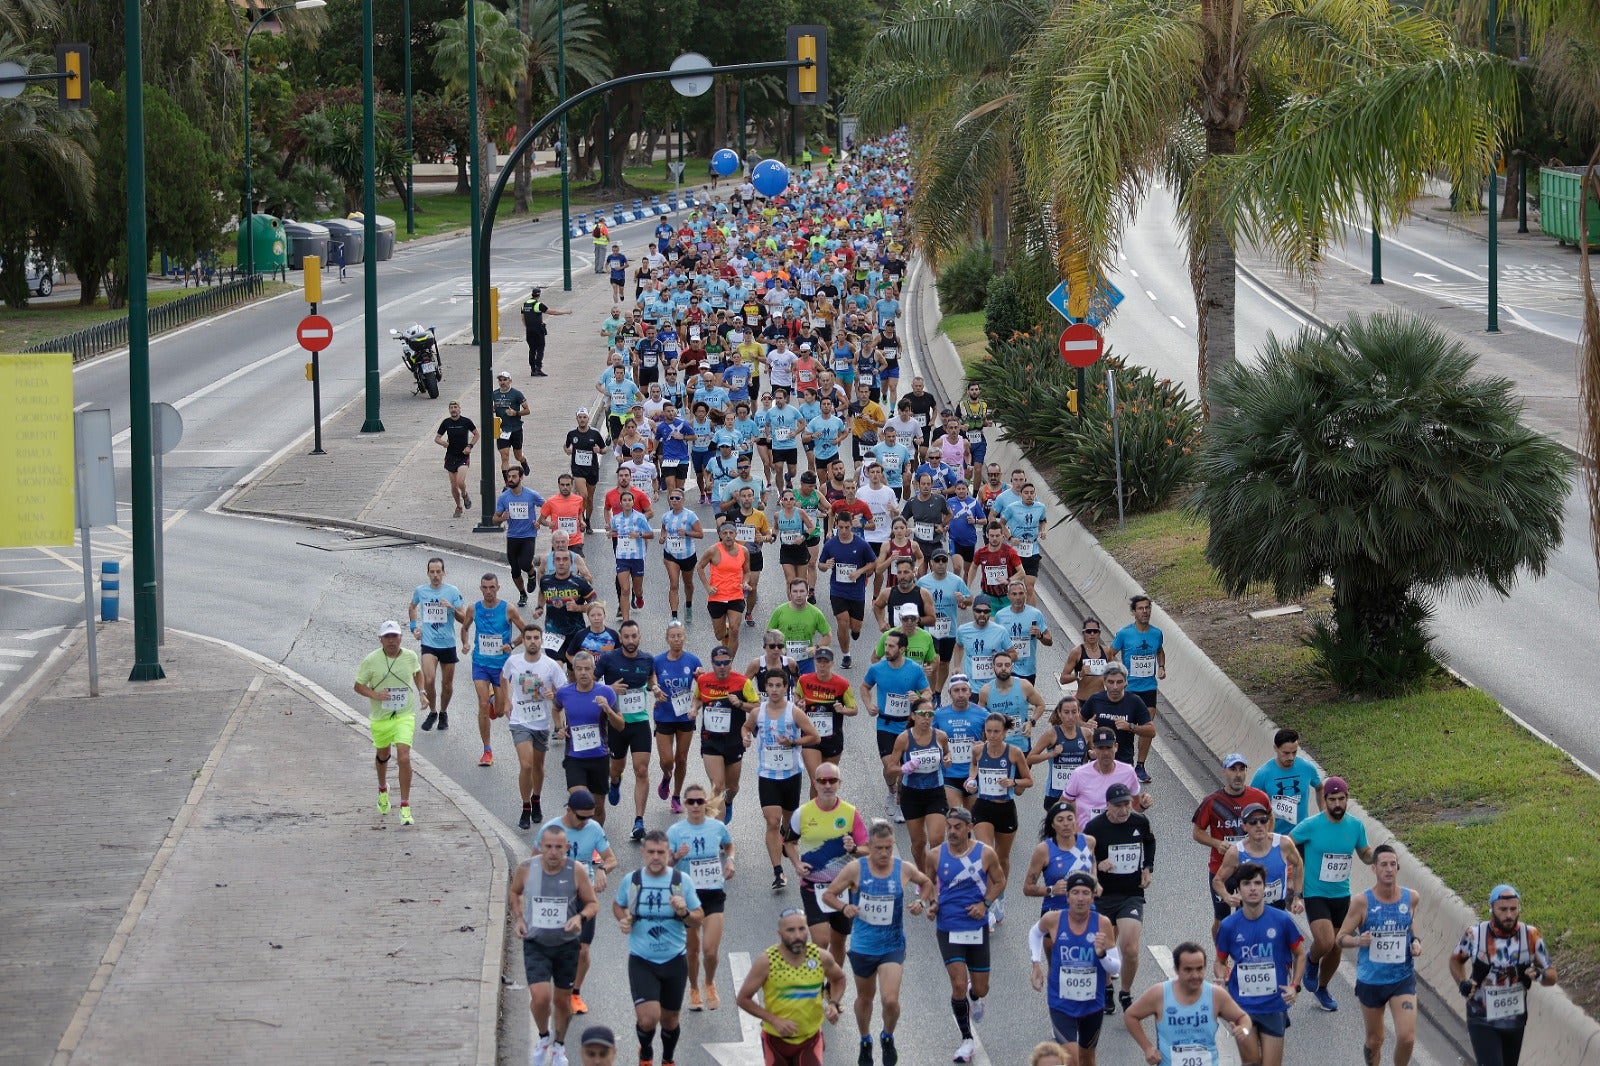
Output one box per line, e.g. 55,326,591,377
462,493,471,509
1135,763,1152,784
688,985,704,1011
421,711,438,731
547,1047,566,1066
670,797,683,815
518,594,529,608
520,460,531,475
1313,987,1339,1012
608,779,622,806
530,800,543,823
987,908,998,932
722,798,734,824
399,806,414,826
881,1033,898,1066
745,617,756,627
1302,963,1319,994
771,870,787,891
570,991,588,1014
892,802,905,824
437,711,449,730
634,594,645,609
670,613,680,624
971,996,985,1024
953,1038,975,1063
632,817,645,842
479,750,494,767
705,982,720,1010
842,654,852,669
1103,986,1116,1016
658,778,671,801
532,1033,551,1066
519,804,533,831
858,1037,874,1066
1119,990,1133,1014
377,791,391,815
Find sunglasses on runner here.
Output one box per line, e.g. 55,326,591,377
1244,816,1270,825
684,798,706,806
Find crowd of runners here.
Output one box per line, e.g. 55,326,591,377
352,136,1563,1066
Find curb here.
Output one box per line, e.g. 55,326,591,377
176,629,513,1066
908,261,1600,1063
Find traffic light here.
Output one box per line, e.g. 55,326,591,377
786,25,828,106
55,43,89,110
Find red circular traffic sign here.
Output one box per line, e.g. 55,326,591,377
1059,322,1103,368
297,314,334,353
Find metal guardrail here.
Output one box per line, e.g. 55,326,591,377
21,274,267,364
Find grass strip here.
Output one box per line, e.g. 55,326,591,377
0,287,272,352
938,311,988,369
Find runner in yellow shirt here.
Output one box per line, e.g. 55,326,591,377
353,620,428,825
737,910,847,1066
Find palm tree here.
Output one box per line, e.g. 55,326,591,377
509,0,612,212
433,3,527,210
850,0,1054,276
1193,312,1572,693
1020,0,1511,419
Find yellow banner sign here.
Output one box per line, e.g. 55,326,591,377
0,352,75,547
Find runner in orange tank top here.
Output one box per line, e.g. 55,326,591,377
697,522,752,657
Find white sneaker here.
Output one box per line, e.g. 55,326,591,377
971,996,986,1024
548,1045,568,1066
892,801,905,824
986,907,997,931
953,1037,975,1063
531,1032,551,1066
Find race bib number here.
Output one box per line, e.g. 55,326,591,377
785,640,810,660
835,563,858,583
948,927,984,945
884,692,911,718
664,534,688,558
1483,984,1526,1022
1237,961,1276,998
1050,763,1072,792
932,615,952,638
914,522,935,542
518,698,552,729
774,424,795,442
1171,1047,1212,1066
970,655,993,679
735,524,757,544
1129,653,1156,678
1015,537,1039,558
966,429,983,443
780,530,803,545
1271,794,1300,826
1265,878,1285,904
619,689,650,717
983,564,1009,588
508,501,530,520
978,767,1006,798
477,634,504,657
1319,853,1353,884
688,856,725,891
858,894,895,927
762,744,798,775
1370,932,1409,965
814,884,839,914
570,723,602,751
530,896,567,930
1108,842,1142,875
422,601,449,624
381,687,410,712
573,451,594,468
643,353,659,367
1058,966,1097,1002
543,630,567,652
558,517,580,535
811,713,834,738
704,707,732,733
909,749,941,774
671,691,693,718
1083,657,1108,676
948,737,973,764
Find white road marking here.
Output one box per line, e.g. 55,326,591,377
1128,268,1140,279
1146,290,1158,301
18,627,66,640
0,663,22,672
702,950,763,1065
1413,272,1441,283
0,650,36,658
1169,315,1186,329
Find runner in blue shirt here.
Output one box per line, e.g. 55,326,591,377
613,830,703,1066
999,482,1048,603
653,402,693,494
494,470,545,608
817,521,877,668
652,622,701,809
804,398,847,466
1112,594,1166,783
995,579,1052,682
861,631,931,823
1217,862,1307,1066
933,674,988,812
917,552,974,698
408,558,465,731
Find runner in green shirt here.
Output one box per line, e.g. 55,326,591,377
766,578,833,676
353,620,428,825
873,603,937,667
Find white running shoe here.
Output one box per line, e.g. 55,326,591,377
548,1045,568,1066
971,996,986,1024
531,1032,551,1066
892,801,905,824
953,1037,975,1063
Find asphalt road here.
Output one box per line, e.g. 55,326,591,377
1104,187,1600,774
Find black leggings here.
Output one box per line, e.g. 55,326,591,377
1469,1024,1525,1066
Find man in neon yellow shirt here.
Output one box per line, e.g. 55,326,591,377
353,620,428,825
736,911,846,1066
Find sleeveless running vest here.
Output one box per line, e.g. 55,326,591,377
852,858,906,956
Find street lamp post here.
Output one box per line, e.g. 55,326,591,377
403,0,414,236
1486,0,1500,333
467,0,481,344
360,0,384,431
241,0,326,277
558,0,571,292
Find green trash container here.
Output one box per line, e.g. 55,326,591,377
1538,166,1600,247
237,213,288,273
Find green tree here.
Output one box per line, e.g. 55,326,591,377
1193,312,1573,693
1020,0,1510,420
433,2,527,207
509,0,611,211
296,101,410,213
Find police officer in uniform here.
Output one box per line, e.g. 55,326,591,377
521,286,572,378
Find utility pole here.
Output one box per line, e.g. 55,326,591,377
360,0,383,431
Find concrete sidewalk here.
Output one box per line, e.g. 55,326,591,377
0,623,506,1066
222,236,623,555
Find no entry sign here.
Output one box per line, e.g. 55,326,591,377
1058,322,1103,368
297,314,333,353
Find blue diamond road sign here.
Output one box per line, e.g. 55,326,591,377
1047,279,1125,327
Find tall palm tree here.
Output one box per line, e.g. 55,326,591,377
433,3,527,212
1021,0,1511,418
510,0,612,212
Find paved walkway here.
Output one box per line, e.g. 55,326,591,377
224,246,622,556
0,623,505,1066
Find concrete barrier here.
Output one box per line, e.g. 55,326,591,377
907,258,1600,1065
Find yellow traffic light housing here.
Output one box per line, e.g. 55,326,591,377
1067,389,1079,416
786,25,828,106
55,43,89,110
302,255,322,304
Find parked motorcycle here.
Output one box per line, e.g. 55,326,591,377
391,324,442,398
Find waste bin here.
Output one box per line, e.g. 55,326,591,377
282,220,330,270
372,214,397,260
1538,166,1600,247
317,217,365,265
236,213,288,273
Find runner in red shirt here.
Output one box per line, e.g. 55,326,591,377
1192,752,1273,936
968,521,1022,606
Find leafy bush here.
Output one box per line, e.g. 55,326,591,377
969,330,1201,521
983,270,1036,339
1306,597,1442,695
935,242,993,314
